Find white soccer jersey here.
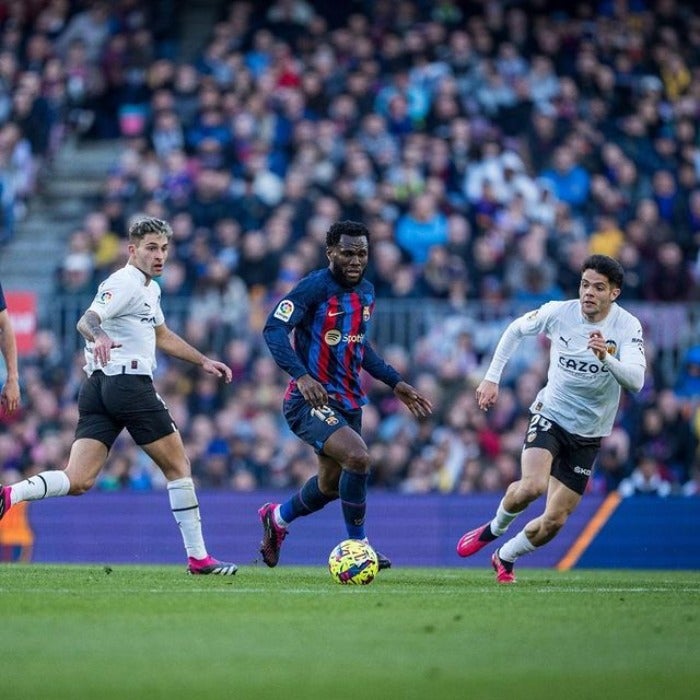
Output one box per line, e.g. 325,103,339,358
490,300,646,438
84,264,165,377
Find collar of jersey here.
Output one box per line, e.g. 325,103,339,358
126,262,152,286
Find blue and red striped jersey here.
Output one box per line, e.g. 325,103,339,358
264,268,402,410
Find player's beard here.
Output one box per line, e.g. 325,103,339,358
333,266,365,287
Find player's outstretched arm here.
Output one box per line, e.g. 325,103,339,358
155,323,232,382
475,379,499,412
394,381,433,418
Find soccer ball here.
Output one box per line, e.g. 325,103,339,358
328,539,379,585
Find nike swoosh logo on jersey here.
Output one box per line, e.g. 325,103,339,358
328,310,345,317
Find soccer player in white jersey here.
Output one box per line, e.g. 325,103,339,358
0,217,238,574
457,254,646,583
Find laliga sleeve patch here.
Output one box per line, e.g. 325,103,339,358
97,290,114,305
273,299,295,322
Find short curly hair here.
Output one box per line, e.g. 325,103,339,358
326,220,370,248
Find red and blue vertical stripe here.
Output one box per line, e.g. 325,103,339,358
264,269,377,410
307,289,367,409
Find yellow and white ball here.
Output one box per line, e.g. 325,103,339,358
328,539,379,585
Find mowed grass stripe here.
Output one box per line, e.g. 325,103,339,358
1,565,698,700
4,584,700,594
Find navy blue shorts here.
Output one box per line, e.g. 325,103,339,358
283,392,362,454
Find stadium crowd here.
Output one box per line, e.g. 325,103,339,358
1,0,700,499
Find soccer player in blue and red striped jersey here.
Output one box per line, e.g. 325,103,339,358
259,220,433,569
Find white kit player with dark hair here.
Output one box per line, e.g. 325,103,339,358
0,216,237,574
457,254,646,583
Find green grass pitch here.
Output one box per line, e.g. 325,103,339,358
1,564,698,700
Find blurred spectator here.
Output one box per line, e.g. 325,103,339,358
62,37,104,137
539,144,590,215
593,426,632,494
188,259,250,350
395,191,448,265
5,0,700,498
655,389,698,484
675,346,700,401
54,1,113,63
505,226,562,302
681,463,700,497
618,454,673,498
589,215,625,259
56,252,94,294
0,121,35,222
11,71,54,159
643,241,696,302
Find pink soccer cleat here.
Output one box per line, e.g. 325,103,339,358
456,522,495,558
491,550,516,584
258,502,288,567
187,555,238,575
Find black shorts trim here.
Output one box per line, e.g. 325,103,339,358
523,413,601,495
75,371,177,448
